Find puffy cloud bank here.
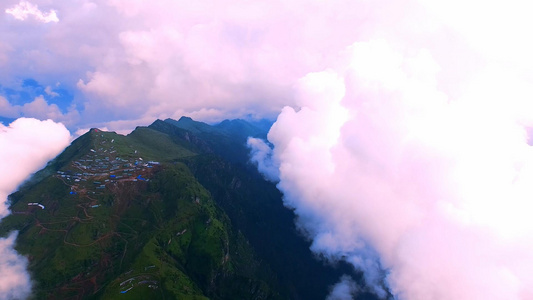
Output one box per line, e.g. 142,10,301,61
0,232,32,300
2,0,533,133
5,1,58,23
0,95,79,127
0,118,71,299
250,6,533,300
0,0,411,132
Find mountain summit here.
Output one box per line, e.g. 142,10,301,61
0,118,374,300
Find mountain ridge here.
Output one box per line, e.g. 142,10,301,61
1,117,377,300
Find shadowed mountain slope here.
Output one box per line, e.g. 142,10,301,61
0,118,381,300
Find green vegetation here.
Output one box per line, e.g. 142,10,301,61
0,125,278,300
0,117,362,300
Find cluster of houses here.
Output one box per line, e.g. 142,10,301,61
42,133,161,211
56,155,159,189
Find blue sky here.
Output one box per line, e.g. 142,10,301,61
1,78,73,109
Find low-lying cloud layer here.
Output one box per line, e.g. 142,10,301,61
248,2,533,298
0,118,71,299
251,36,533,300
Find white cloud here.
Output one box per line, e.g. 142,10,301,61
0,232,31,300
0,118,71,300
0,96,79,127
0,118,71,216
5,1,59,23
2,0,401,131
326,275,359,300
0,96,17,118
44,86,59,97
247,137,279,182
256,36,533,299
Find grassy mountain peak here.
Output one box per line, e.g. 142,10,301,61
0,117,375,300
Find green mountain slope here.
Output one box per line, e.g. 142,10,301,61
1,118,379,300
1,128,280,299
161,117,264,166
148,119,370,300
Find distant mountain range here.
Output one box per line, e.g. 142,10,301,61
1,117,377,300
